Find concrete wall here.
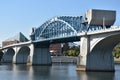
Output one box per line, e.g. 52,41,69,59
52,56,77,63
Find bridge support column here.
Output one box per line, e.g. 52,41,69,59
28,44,34,65
29,44,52,65
13,47,20,64
77,35,90,71
77,35,115,71
13,53,16,64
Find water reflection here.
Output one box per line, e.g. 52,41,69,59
77,71,115,80
0,63,119,80
29,66,51,80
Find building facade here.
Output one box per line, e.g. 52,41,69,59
2,32,28,47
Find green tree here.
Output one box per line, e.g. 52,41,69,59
112,45,120,58
63,51,68,56
68,50,75,56
63,46,80,56
70,46,80,56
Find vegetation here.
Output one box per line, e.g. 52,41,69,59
62,43,120,58
63,46,80,57
112,45,120,58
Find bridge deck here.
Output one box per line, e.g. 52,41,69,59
78,26,120,36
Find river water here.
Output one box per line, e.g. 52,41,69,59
0,63,120,80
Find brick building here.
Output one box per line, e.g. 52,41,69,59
49,43,71,56
2,40,19,47
50,43,62,56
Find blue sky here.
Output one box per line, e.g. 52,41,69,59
0,0,119,45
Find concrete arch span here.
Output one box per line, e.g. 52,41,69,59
2,48,15,63
87,33,120,71
90,32,120,51
16,46,30,64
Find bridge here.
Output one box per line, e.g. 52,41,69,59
0,9,118,71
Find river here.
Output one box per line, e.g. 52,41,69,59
0,63,120,80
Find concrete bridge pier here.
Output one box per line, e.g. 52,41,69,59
77,35,90,71
77,35,115,71
29,44,52,65
13,47,18,64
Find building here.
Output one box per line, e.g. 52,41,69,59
2,32,29,47
2,40,19,47
49,43,62,56
49,42,78,56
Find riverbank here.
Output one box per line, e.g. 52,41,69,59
51,56,120,64
51,56,77,63
114,58,120,64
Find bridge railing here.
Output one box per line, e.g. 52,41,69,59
78,26,120,36
1,41,31,49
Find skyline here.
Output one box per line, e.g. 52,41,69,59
0,0,119,44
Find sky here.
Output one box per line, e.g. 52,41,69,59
0,0,120,45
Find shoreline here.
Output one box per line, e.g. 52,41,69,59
114,58,120,64
51,56,120,64
51,56,77,63
115,61,120,64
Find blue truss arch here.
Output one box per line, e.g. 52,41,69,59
34,16,84,40
39,18,77,39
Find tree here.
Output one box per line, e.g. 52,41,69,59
112,45,120,58
68,50,75,56
63,46,80,56
62,43,70,51
63,51,68,56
